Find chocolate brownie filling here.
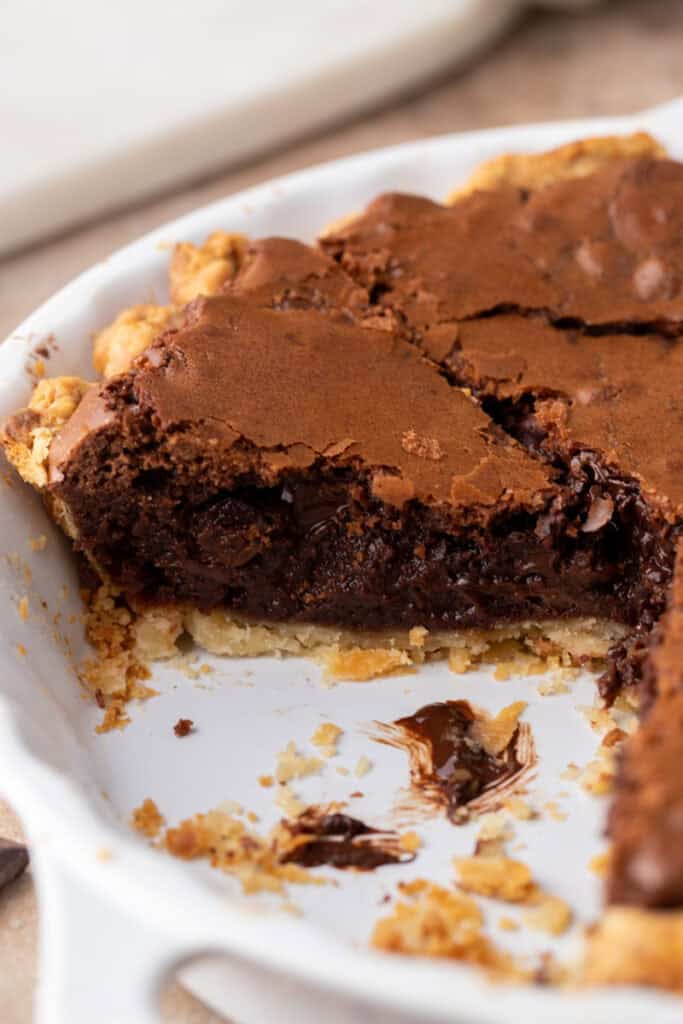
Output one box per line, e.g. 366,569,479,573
50,446,634,631
45,289,650,638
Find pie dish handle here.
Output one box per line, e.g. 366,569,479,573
33,850,189,1024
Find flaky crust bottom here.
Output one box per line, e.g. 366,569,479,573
180,607,625,665
98,592,628,680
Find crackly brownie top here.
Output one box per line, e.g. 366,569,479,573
439,315,683,516
322,158,683,326
322,158,683,516
49,239,552,514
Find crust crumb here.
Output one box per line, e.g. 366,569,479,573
275,741,323,783
503,796,536,821
310,722,343,757
173,717,194,737
17,596,29,622
371,880,526,979
275,783,306,819
524,894,573,936
580,746,617,796
474,813,514,857
79,586,184,729
477,812,512,842
537,674,570,696
131,798,165,838
455,849,573,937
470,700,527,757
455,856,535,903
95,698,132,734
543,800,568,822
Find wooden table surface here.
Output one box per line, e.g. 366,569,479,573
2,2,683,1020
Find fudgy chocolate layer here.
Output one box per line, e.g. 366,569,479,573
51,439,634,631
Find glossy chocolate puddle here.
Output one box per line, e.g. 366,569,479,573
279,807,416,870
371,699,536,823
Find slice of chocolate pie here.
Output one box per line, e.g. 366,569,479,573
4,131,683,991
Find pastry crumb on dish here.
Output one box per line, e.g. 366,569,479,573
275,741,324,783
131,798,165,839
454,855,535,903
453,855,573,935
310,722,343,757
371,879,528,980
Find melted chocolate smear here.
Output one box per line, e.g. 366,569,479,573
280,810,415,870
374,700,533,823
0,838,29,891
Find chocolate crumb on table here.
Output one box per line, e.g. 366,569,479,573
173,718,194,737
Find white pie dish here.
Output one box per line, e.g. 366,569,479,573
2,97,683,1024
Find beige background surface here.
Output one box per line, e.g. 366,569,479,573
2,1,683,1020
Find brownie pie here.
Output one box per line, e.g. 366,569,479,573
5,131,683,989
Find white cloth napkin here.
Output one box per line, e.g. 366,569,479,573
0,0,603,255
